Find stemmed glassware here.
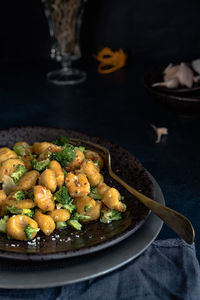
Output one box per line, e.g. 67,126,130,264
43,0,87,85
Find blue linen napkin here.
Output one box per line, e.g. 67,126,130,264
0,239,199,300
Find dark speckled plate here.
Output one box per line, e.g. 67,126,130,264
0,127,154,261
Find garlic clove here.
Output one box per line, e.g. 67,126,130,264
177,63,193,88
163,63,173,74
151,124,168,143
191,59,200,74
163,65,179,82
152,78,179,89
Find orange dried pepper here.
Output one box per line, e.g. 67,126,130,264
94,48,127,74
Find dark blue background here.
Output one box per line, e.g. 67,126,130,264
0,0,199,261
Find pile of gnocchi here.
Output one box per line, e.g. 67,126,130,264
0,136,126,241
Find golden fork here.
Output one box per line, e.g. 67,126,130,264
69,138,195,244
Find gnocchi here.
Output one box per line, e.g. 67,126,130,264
0,135,126,241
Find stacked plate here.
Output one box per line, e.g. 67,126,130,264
144,61,200,112
0,127,164,288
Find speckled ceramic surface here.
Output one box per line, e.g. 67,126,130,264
0,127,154,261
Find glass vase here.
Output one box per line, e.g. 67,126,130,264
43,0,87,85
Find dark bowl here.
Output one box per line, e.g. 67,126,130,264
145,64,200,96
0,127,154,261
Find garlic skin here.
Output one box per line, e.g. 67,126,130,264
2,175,16,195
151,124,168,143
178,63,193,88
192,59,200,74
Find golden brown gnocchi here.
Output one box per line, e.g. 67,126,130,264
0,148,17,164
65,172,90,197
39,169,57,192
66,149,85,171
34,210,55,236
34,185,55,211
6,215,38,240
81,159,103,186
75,196,102,221
48,209,70,222
49,160,64,187
16,170,39,191
0,158,24,182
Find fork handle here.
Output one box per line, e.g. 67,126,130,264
111,171,195,244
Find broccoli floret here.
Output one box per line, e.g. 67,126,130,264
13,145,25,156
27,189,34,201
100,208,122,224
24,225,40,239
53,186,71,205
32,158,50,172
67,219,82,231
84,204,92,212
10,164,27,183
6,206,22,214
6,206,35,218
75,146,85,152
56,221,67,229
93,161,100,168
62,202,76,214
22,208,35,218
0,216,9,233
54,186,76,213
63,169,68,177
73,212,91,221
53,135,68,146
12,190,25,202
89,187,102,200
51,144,76,168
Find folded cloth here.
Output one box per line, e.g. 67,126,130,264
0,239,199,300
